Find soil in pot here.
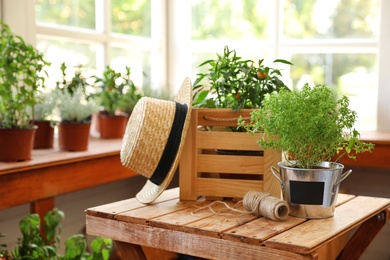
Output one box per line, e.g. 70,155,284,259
0,127,37,162
58,122,91,151
32,120,54,149
98,113,129,139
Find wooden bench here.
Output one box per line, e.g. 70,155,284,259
86,187,390,259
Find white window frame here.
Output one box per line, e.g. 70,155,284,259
2,0,390,130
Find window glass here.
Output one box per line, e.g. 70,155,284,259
111,0,151,37
111,46,151,89
290,53,378,130
283,0,380,39
35,0,95,30
192,0,271,40
36,37,98,88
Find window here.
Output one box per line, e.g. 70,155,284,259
34,0,162,92
182,0,381,130
1,0,388,130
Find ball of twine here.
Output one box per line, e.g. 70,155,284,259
243,190,289,221
190,190,289,221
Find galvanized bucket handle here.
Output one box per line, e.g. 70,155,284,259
335,169,352,187
270,166,284,190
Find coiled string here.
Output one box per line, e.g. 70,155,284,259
191,190,289,221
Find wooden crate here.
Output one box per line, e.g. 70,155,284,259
179,108,282,201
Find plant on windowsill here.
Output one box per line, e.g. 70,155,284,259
92,66,143,139
54,63,99,151
0,20,49,161
0,208,112,260
29,91,56,149
238,83,374,218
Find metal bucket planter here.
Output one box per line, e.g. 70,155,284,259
271,161,352,219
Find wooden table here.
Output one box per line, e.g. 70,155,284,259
0,138,136,217
86,188,390,260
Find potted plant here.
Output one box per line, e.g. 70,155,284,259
93,66,142,138
179,47,293,201
28,91,56,149
55,63,99,151
239,83,374,218
193,46,292,111
0,20,49,162
0,208,112,259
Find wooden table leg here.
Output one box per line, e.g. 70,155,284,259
337,208,390,260
30,197,55,216
115,241,147,260
30,197,55,235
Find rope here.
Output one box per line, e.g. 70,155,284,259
203,115,251,122
191,190,289,221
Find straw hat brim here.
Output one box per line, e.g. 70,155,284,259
135,78,192,203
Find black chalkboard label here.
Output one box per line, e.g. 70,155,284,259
290,180,325,205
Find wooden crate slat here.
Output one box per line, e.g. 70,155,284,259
197,108,254,127
197,131,263,150
197,177,264,198
197,154,264,174
180,108,282,201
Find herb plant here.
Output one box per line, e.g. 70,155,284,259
0,20,49,129
29,91,56,121
93,66,142,116
55,63,98,123
239,84,374,169
0,208,112,260
193,46,292,111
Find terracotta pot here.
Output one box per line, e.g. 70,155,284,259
58,122,91,151
98,114,129,139
33,120,54,149
0,127,37,162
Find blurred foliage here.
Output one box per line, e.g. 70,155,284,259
192,0,270,40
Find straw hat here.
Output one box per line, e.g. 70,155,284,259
120,78,192,203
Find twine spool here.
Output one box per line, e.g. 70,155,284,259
191,190,289,221
243,190,289,221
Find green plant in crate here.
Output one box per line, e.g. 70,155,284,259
0,208,112,260
193,46,292,111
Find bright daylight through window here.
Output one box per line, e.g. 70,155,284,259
34,0,382,130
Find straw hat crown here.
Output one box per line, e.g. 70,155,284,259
120,77,192,203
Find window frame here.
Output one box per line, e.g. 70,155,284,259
2,0,389,130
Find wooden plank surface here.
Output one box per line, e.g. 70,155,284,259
0,138,122,174
86,189,390,259
85,188,181,219
264,196,390,254
86,215,315,260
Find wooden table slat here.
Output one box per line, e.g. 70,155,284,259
85,188,390,259
85,188,181,219
86,215,316,260
264,196,390,254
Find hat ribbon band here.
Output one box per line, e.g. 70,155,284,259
149,102,188,185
